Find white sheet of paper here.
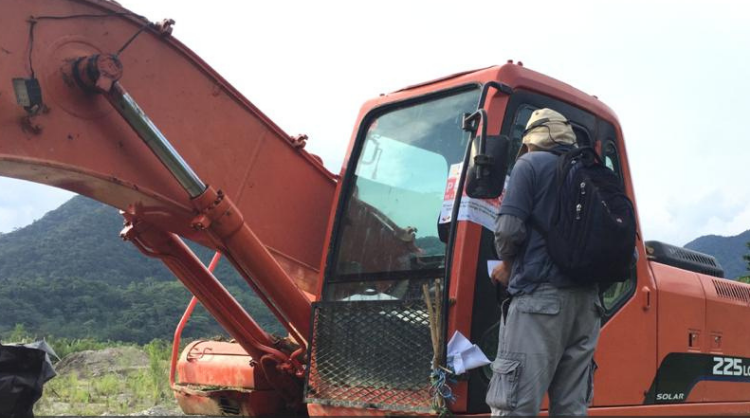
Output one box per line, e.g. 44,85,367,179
450,354,466,375
460,345,491,371
487,260,502,277
447,331,473,355
446,330,492,374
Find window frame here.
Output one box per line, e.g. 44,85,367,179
321,83,481,294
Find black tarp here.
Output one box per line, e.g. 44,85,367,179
0,341,57,417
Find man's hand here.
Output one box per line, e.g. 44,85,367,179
491,261,512,287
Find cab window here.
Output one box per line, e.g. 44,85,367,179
599,139,636,313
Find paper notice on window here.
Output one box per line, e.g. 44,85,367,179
439,163,505,231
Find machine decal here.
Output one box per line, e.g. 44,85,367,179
644,353,750,404
712,356,750,377
439,163,501,230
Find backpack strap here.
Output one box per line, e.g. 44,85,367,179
519,145,587,244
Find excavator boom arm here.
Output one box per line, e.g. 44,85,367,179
0,0,337,388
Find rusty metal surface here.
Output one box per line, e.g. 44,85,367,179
176,340,266,390
174,388,284,416
174,340,298,415
0,0,336,295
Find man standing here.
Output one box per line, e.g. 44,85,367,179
486,108,602,416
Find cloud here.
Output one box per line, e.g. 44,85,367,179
0,179,74,233
639,187,750,246
3,0,749,241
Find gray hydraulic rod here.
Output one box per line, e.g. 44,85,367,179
108,82,207,198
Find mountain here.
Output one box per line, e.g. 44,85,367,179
0,196,169,284
2,195,747,343
684,229,750,280
0,196,281,343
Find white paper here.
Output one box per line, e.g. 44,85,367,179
447,330,473,354
439,163,507,231
460,345,491,372
456,197,501,231
487,260,502,277
446,331,491,374
451,356,465,375
340,291,398,301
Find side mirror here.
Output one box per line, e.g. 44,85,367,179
465,134,510,198
437,133,509,243
462,110,510,199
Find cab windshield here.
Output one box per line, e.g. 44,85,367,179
325,87,479,301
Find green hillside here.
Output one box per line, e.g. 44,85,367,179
1,195,747,344
0,196,282,343
684,229,750,279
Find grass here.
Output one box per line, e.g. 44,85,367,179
2,326,178,415
33,339,176,415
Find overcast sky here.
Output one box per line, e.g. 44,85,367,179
2,0,748,246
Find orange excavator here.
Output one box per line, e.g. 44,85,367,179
2,0,750,415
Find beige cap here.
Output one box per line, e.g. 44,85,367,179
517,108,576,158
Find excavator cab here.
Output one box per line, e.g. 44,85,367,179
304,64,644,415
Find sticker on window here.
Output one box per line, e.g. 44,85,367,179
439,163,507,231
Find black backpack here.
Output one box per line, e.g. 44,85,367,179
537,146,636,284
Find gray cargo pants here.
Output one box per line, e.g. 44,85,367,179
486,283,602,416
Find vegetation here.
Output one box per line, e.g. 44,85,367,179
0,195,290,414
46,342,172,415
0,196,283,343
740,242,750,284
5,325,177,415
7,324,111,359
0,274,281,343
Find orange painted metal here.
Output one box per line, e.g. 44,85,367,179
75,64,315,342
0,0,324,400
700,274,750,359
0,0,336,298
444,84,513,411
588,402,750,416
170,296,198,386
122,216,304,411
177,341,263,389
314,63,676,415
121,217,285,363
589,256,657,407
311,402,750,416
3,0,750,416
169,252,221,388
174,341,284,416
654,263,705,371
188,185,312,342
322,63,750,415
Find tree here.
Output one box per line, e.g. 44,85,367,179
7,323,30,343
741,242,750,284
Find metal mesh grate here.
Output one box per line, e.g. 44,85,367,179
304,299,435,412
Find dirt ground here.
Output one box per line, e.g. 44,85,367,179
34,346,184,415
55,346,149,377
